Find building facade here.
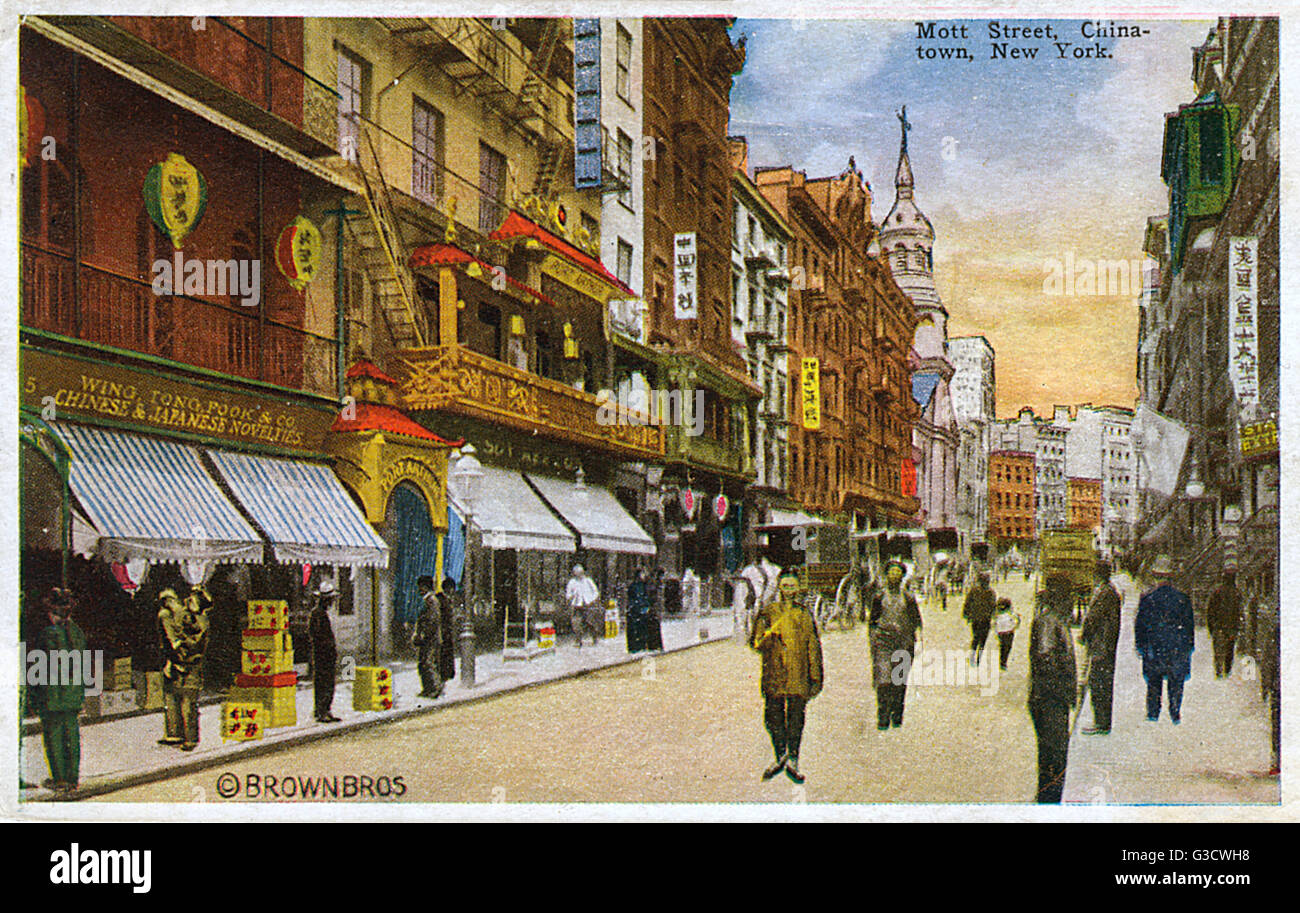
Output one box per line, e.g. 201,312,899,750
1133,18,1279,623
877,110,958,532
729,139,792,524
988,451,1036,544
753,161,919,528
948,335,995,553
641,18,754,602
1066,477,1103,531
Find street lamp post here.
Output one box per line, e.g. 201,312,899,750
450,444,484,688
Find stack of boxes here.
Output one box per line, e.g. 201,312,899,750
226,600,297,728
85,657,137,719
352,666,394,712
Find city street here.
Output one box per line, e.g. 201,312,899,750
101,574,1278,806
99,577,1049,805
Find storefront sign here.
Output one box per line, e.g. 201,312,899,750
22,348,334,452
1228,236,1259,423
673,233,697,319
800,358,821,430
541,252,620,304
1240,418,1277,458
901,458,917,498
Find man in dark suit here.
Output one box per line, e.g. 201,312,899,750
309,580,341,723
1080,561,1122,734
1029,575,1078,803
1206,570,1242,678
1134,555,1194,723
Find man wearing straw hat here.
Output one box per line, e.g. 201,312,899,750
1134,554,1194,724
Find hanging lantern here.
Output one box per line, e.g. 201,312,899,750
680,488,696,519
563,321,579,359
302,563,313,589
110,559,149,595
509,314,525,335
143,153,208,248
465,260,484,279
275,216,322,290
714,493,729,521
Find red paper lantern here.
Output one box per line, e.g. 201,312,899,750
714,493,729,521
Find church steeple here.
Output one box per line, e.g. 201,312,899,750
895,106,914,200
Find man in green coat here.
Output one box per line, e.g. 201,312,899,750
750,569,823,784
36,588,87,792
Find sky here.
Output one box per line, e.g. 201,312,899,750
728,17,1215,418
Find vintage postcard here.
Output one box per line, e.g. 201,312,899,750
4,2,1291,824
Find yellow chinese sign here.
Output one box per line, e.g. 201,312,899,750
801,357,821,430
1240,418,1277,458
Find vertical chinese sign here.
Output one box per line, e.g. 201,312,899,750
1228,236,1258,423
800,357,820,430
673,232,697,319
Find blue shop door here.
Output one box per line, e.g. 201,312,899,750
385,482,437,654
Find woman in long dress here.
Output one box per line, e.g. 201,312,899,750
626,569,650,653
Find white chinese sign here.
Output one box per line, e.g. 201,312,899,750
1228,236,1259,422
673,232,697,320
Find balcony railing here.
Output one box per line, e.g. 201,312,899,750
395,344,664,458
22,243,338,397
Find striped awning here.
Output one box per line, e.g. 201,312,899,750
449,466,575,553
207,451,389,568
526,474,655,556
51,422,263,565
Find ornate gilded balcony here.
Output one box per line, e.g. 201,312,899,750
393,345,663,459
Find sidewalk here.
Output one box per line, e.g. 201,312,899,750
21,613,733,802
1062,576,1278,805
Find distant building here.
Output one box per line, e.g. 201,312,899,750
949,335,995,553
1067,477,1103,531
989,451,1036,543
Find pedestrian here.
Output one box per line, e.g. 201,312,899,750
644,572,665,653
1134,555,1194,724
625,568,650,654
993,597,1020,671
870,559,923,731
1028,574,1078,804
751,569,823,784
438,577,458,683
309,579,341,723
157,586,209,750
1259,602,1280,776
1080,561,1122,735
565,564,600,649
1206,569,1242,678
35,588,86,792
413,576,443,698
681,566,702,615
962,571,996,666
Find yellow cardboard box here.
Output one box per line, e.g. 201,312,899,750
352,666,394,712
227,685,297,728
221,701,265,741
246,599,289,631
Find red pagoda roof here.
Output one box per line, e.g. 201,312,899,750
331,403,462,447
489,211,637,298
345,360,398,386
407,242,559,307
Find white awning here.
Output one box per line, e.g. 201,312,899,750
451,466,575,552
206,450,389,569
51,422,263,565
760,508,822,528
526,474,656,556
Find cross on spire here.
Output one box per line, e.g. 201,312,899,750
897,105,911,154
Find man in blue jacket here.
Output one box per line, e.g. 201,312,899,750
1134,555,1194,724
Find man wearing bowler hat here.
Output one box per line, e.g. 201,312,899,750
309,579,341,722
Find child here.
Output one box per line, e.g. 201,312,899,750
994,597,1021,671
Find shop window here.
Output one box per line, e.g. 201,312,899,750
476,302,502,360
616,24,632,103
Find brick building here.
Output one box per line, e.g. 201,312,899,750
988,450,1036,542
